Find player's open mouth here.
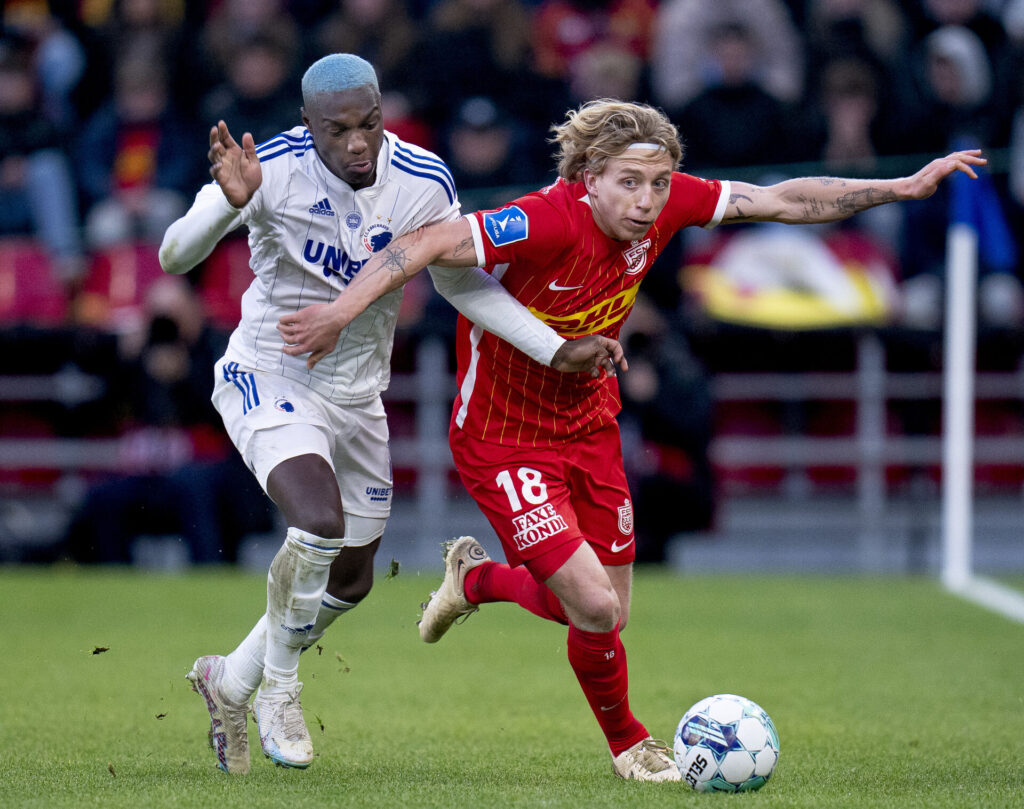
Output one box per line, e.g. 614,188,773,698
347,160,373,174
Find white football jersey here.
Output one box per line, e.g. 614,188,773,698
197,127,460,405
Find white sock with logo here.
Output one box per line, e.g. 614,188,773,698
221,593,357,703
262,527,345,695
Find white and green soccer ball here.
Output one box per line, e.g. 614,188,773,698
674,693,780,792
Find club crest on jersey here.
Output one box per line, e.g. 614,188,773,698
622,238,651,274
483,205,528,247
345,211,362,230
362,223,394,252
617,499,633,534
274,397,295,413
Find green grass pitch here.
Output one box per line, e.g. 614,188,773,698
1,565,1022,809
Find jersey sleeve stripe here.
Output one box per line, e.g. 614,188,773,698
390,149,456,193
704,179,731,228
392,141,456,185
389,158,455,204
465,214,488,266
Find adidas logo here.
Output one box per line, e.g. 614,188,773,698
309,198,335,217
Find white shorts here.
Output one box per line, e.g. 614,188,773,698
212,358,393,522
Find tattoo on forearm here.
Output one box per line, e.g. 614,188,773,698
451,236,474,258
380,245,411,279
833,186,897,215
729,192,754,219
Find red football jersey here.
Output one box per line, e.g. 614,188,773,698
453,172,728,447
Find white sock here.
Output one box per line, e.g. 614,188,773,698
221,594,356,702
221,615,268,704
303,592,356,650
263,527,344,694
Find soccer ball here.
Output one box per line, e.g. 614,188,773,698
674,693,780,792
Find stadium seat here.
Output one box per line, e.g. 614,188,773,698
197,237,252,330
77,243,166,332
0,238,69,326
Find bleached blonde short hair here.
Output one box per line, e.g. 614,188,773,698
549,99,683,181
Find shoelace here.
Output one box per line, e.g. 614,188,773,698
636,739,674,771
258,688,308,742
280,689,309,742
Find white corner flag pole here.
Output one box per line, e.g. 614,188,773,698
940,172,1024,623
940,221,977,593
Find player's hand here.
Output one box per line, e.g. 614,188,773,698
278,303,348,369
208,120,261,208
900,149,986,200
551,335,628,378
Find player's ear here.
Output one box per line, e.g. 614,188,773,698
582,169,598,195
300,106,309,129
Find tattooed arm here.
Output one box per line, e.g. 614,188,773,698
721,149,986,225
276,217,476,367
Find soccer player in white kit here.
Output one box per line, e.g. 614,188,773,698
158,54,623,775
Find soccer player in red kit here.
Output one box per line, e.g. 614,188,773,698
277,99,985,780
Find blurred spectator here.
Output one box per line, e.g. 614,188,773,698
567,42,646,104
532,0,656,80
443,96,537,203
2,0,86,129
803,57,905,248
199,0,299,89
651,0,803,115
76,53,195,248
414,0,556,130
674,22,794,170
200,33,299,146
0,40,85,284
85,0,196,115
906,25,1007,154
805,0,910,69
65,276,275,565
617,296,716,564
379,89,436,151
907,0,1009,59
310,0,420,90
900,28,1021,329
803,0,914,150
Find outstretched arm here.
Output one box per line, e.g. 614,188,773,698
276,218,477,366
721,149,986,225
159,121,262,274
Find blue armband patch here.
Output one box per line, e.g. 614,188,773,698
482,205,528,247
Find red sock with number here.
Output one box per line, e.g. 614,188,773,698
465,562,568,624
566,623,648,756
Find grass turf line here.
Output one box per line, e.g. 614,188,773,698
0,567,1022,809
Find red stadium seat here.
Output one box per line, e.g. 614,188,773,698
197,236,252,330
77,243,166,332
0,238,69,326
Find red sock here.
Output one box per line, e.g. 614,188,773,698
566,623,648,756
465,562,568,624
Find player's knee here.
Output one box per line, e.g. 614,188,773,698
573,587,620,633
293,508,346,541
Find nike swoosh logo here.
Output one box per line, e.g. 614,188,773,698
610,537,634,553
548,280,584,292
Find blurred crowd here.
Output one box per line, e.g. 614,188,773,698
3,0,1024,564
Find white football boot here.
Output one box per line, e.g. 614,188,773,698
612,737,682,782
251,684,314,768
418,536,490,643
186,655,250,774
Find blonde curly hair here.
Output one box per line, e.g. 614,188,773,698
549,99,683,181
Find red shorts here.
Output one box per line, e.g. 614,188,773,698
449,421,636,580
